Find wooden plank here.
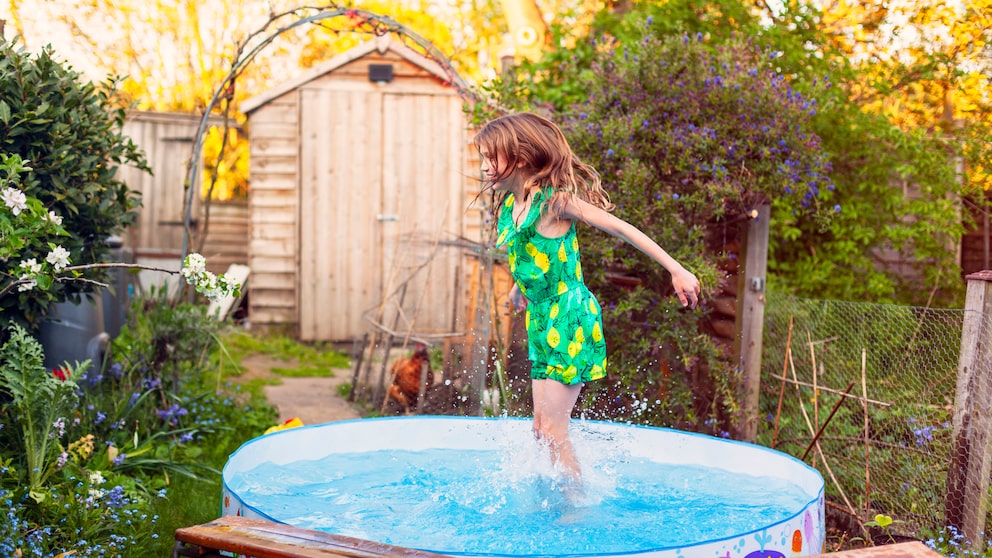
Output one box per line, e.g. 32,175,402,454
812,542,944,558
174,515,450,558
249,272,296,290
252,211,297,225
253,157,299,175
251,289,297,308
251,175,298,188
737,204,770,442
253,223,296,240
250,257,296,273
250,98,299,124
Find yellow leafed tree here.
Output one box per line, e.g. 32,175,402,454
800,0,991,191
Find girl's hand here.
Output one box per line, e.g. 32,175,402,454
671,267,701,308
508,284,528,313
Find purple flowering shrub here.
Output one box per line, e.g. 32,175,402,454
555,33,835,430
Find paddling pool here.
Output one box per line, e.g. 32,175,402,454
222,416,825,558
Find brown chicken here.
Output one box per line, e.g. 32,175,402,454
387,344,434,412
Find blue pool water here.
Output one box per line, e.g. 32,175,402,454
224,419,819,557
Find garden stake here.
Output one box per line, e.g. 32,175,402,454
772,316,794,449
808,331,819,460
861,348,870,519
348,333,368,402
802,381,856,461
790,347,859,520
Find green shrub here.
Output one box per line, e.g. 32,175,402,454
0,39,146,329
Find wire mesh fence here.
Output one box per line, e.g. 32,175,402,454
756,292,992,544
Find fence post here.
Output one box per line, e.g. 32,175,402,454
737,205,770,443
945,270,992,550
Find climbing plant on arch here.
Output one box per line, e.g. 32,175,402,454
180,4,478,269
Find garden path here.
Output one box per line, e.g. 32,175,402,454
238,354,363,426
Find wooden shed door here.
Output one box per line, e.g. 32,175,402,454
299,88,464,341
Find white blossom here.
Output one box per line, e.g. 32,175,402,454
181,253,207,280
2,187,27,215
17,275,36,292
46,210,63,226
220,274,241,293
46,245,71,272
18,258,41,274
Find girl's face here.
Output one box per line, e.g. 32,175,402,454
479,145,519,191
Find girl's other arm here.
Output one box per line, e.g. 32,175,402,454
561,197,701,308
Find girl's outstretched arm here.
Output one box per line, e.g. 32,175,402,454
560,197,701,308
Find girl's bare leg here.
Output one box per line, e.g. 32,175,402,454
532,379,583,484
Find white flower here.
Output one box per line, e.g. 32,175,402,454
2,187,27,216
220,274,241,293
46,210,63,226
88,471,105,485
17,275,36,292
181,253,207,280
46,245,71,272
19,258,41,274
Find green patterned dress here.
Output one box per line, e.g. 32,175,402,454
496,189,608,385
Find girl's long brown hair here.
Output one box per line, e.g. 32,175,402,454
474,112,614,225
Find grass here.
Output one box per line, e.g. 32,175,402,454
213,328,352,379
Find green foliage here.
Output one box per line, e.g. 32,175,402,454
0,39,146,328
0,323,85,501
477,0,966,306
0,295,279,556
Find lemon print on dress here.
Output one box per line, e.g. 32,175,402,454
558,243,568,262
575,326,585,343
592,321,603,342
590,363,605,380
525,242,539,257
550,303,560,319
562,365,578,384
572,236,579,251
547,327,561,348
557,281,568,295
568,340,582,358
496,229,508,245
534,251,550,273
588,299,598,315
576,263,583,281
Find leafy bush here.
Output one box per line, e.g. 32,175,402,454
478,0,965,306
0,39,146,329
0,297,279,556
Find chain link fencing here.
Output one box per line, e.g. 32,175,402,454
757,292,992,545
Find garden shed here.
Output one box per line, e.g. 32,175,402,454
241,36,484,342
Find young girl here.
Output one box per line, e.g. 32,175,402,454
475,112,701,487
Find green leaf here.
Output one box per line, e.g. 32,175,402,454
0,100,10,124
874,514,893,528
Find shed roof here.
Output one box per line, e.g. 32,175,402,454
241,36,470,114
